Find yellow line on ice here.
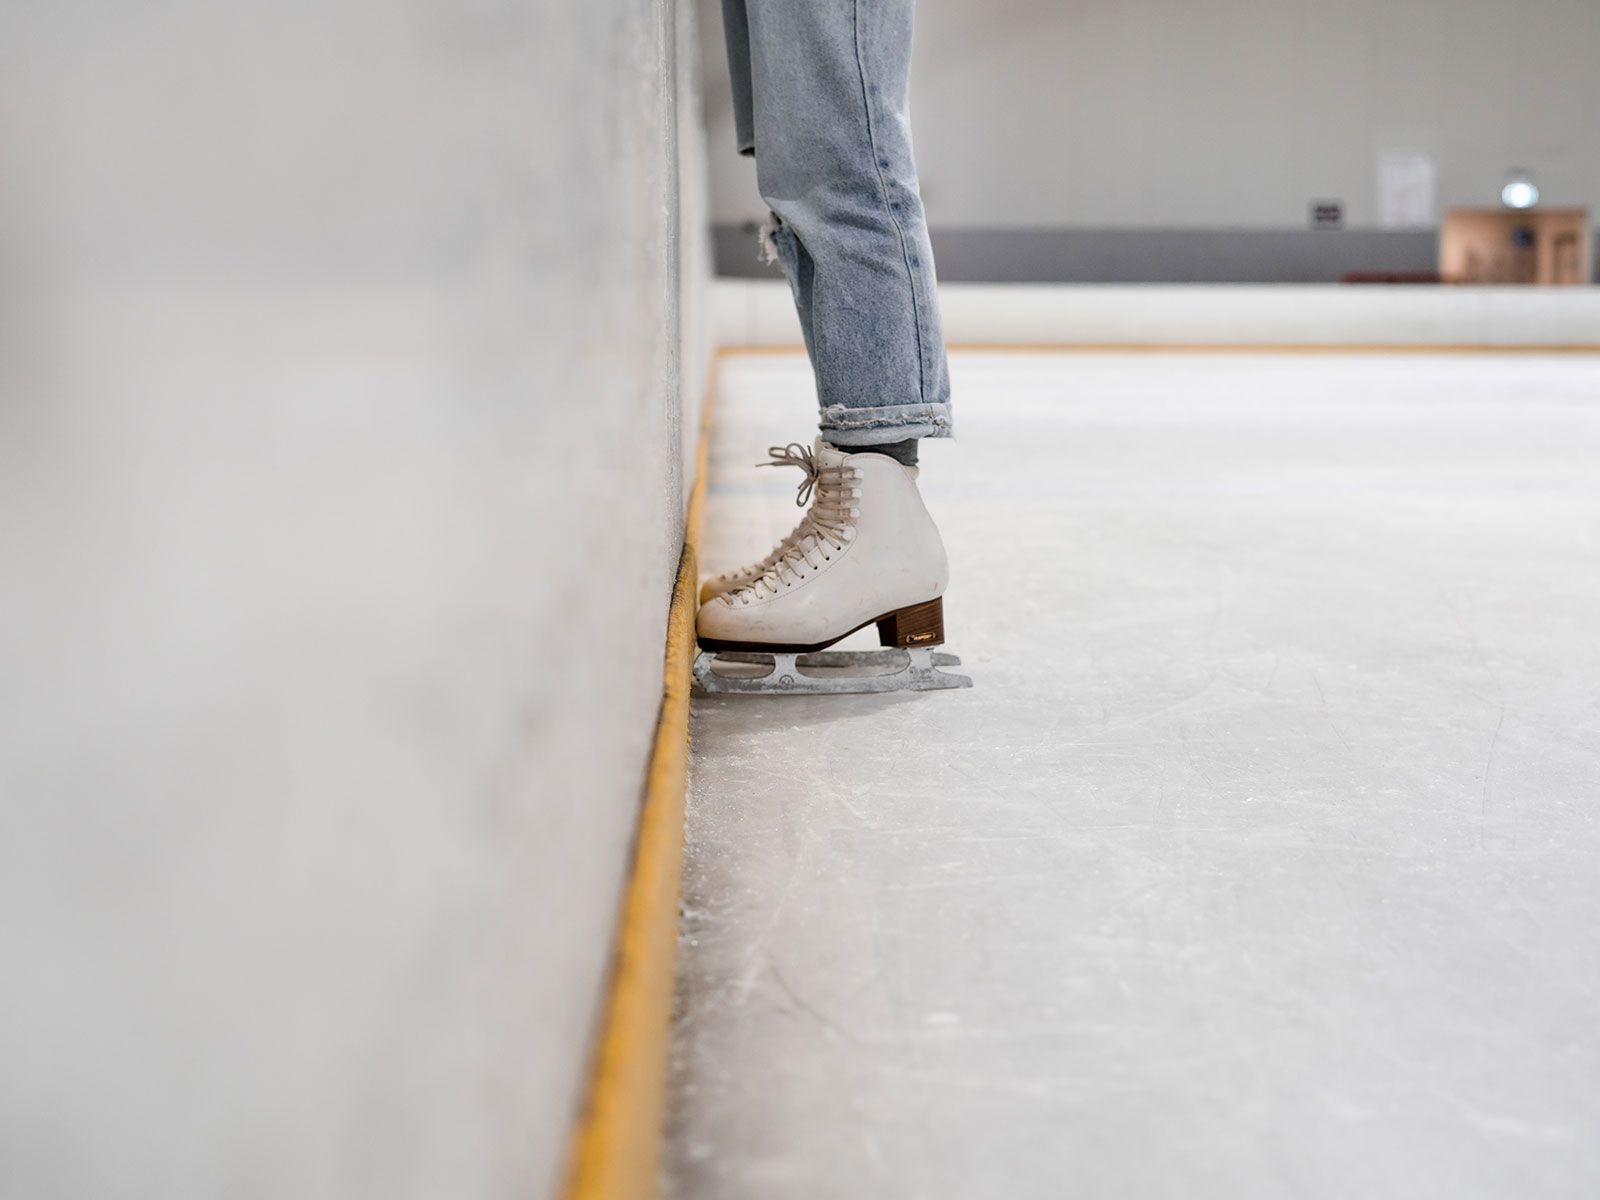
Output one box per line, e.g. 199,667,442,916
562,358,715,1200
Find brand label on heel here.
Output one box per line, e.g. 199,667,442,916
905,632,935,644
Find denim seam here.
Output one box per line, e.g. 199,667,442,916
850,0,929,405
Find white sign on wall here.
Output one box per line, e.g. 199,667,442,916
1378,150,1438,229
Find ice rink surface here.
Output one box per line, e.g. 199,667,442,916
667,350,1600,1199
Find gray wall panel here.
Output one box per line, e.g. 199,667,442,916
0,3,703,1198
715,225,1446,283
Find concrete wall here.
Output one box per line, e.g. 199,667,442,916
0,3,703,1198
699,0,1599,275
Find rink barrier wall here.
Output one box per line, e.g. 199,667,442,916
711,279,1600,350
563,363,713,1200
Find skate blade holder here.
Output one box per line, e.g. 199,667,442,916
692,647,972,696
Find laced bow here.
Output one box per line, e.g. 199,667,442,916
730,450,862,602
705,445,824,590
757,442,821,507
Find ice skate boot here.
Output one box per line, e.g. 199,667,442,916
694,439,971,695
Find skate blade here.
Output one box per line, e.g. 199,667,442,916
692,647,973,696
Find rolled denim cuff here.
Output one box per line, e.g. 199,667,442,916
818,402,954,444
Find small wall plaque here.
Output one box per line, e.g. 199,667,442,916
1311,201,1344,230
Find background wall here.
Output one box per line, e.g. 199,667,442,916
0,3,703,1198
699,0,1600,280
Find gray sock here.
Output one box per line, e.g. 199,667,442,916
838,438,919,467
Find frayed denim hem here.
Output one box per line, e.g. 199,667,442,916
818,402,953,444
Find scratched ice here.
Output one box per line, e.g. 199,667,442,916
667,350,1600,1199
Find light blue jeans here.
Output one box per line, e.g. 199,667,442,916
720,0,952,445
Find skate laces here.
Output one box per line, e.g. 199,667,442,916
714,529,801,585
709,445,821,585
730,453,862,603
757,442,821,507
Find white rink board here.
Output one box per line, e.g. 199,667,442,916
712,278,1600,348
668,350,1600,1199
0,6,702,1199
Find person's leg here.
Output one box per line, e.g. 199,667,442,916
697,0,952,655
739,0,951,451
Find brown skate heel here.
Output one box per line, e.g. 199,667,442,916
876,597,945,649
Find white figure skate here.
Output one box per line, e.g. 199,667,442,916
694,440,972,696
